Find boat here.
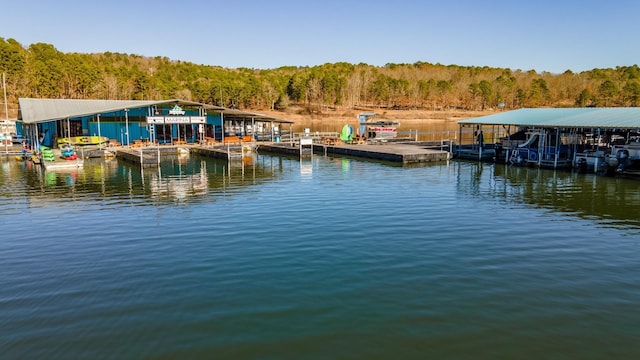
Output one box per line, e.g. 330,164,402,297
42,160,83,170
57,136,109,146
605,141,640,176
358,113,399,140
574,149,608,173
15,149,32,162
35,145,82,169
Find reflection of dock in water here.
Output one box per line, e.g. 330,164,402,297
149,170,209,201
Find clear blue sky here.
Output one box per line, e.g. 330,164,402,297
3,0,639,73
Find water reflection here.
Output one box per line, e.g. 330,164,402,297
0,155,298,209
2,155,640,229
456,160,640,229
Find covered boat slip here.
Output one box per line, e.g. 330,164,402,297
16,98,293,151
456,108,640,174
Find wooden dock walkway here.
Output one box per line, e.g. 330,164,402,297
116,143,257,166
259,142,450,164
108,140,448,166
116,147,163,166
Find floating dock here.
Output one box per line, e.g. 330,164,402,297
42,159,84,170
117,148,163,166
96,140,449,166
259,142,450,164
116,144,257,166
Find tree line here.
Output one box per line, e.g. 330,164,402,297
2,37,639,117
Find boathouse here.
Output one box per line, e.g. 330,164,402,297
456,107,640,174
16,98,293,148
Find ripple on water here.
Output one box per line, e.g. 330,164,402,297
1,156,640,359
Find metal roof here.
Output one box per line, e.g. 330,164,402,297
221,108,293,123
458,108,640,129
18,98,206,124
17,98,289,124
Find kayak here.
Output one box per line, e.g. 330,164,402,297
57,136,109,146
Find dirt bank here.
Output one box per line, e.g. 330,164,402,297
254,107,496,132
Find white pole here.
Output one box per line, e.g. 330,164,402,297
97,114,102,149
554,128,559,169
221,112,225,144
125,109,130,146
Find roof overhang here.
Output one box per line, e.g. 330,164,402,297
458,108,640,129
17,98,290,125
221,108,294,124
17,98,227,124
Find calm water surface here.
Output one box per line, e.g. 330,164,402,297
1,154,639,359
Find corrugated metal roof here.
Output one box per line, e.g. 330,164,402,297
18,98,189,124
17,98,289,124
458,108,640,129
221,108,294,123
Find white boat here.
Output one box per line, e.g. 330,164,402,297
358,113,399,140
574,149,608,173
42,159,84,170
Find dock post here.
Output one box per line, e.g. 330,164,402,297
300,136,313,158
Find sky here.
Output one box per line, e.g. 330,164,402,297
2,0,639,73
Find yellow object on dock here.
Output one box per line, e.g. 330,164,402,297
57,136,109,146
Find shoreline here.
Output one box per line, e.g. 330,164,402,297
254,108,497,131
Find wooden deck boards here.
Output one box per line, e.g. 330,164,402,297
260,142,450,164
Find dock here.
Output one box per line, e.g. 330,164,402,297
27,138,448,166
3,140,450,166
115,143,257,166
259,142,450,164
116,147,164,166
42,159,84,170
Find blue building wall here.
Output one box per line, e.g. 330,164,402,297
39,122,57,147
85,112,222,144
21,107,224,145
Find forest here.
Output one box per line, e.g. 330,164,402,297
2,37,640,118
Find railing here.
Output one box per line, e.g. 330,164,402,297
288,130,457,144
397,129,459,143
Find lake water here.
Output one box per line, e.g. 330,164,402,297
1,153,639,359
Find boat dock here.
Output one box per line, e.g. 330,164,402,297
260,142,450,164
112,141,449,166
6,141,450,167
116,148,164,166
116,143,257,166
42,159,84,170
